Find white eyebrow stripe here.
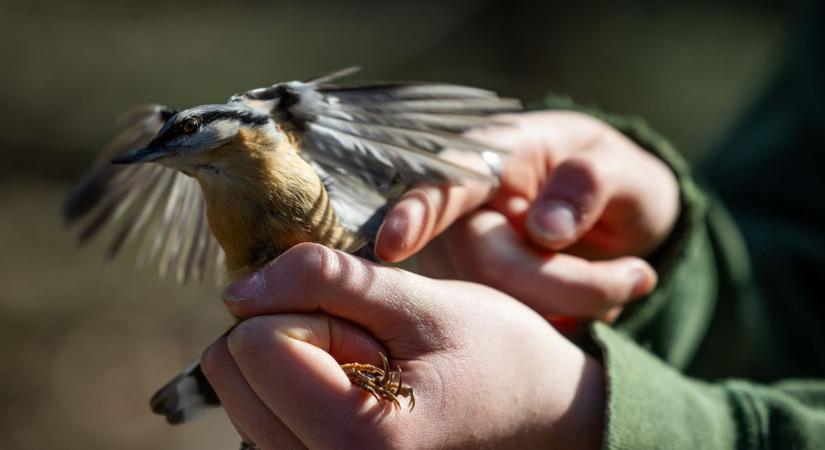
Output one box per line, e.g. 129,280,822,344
209,119,241,140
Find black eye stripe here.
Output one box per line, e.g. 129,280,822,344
150,108,269,147
199,110,270,126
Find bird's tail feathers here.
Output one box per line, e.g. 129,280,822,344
150,361,221,425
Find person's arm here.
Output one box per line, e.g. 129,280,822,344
547,100,825,449
377,105,825,448
203,239,825,450
592,321,825,449
693,4,825,380
203,108,825,448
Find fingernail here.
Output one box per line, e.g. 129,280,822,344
376,197,425,262
630,265,656,298
527,200,577,245
223,270,265,302
374,214,404,262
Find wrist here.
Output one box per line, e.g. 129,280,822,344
548,352,606,450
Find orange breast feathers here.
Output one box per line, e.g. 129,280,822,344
193,127,359,280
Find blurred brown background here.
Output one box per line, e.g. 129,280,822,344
0,1,797,448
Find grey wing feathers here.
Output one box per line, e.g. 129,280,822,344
63,105,224,284
237,68,522,238
309,160,395,241
239,70,522,188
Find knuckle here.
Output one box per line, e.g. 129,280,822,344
561,156,603,192
579,273,625,307
583,281,613,305
283,242,341,286
227,316,275,359
552,157,609,221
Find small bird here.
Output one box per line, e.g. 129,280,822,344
63,67,520,432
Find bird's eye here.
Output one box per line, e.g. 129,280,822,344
181,118,199,134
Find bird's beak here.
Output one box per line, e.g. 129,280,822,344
111,147,174,165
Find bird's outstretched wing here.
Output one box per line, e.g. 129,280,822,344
233,67,522,240
65,69,520,284
63,105,226,283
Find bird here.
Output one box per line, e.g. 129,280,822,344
63,66,521,432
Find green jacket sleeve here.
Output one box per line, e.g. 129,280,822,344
565,112,825,450
543,16,825,442
592,323,825,449
579,111,824,449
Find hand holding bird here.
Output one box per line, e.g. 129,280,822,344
204,243,606,450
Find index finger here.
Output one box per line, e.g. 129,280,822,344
374,181,491,263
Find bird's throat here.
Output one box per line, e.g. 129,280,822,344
194,132,359,281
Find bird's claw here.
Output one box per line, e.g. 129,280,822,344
340,353,416,411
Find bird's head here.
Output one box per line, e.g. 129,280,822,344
112,104,279,178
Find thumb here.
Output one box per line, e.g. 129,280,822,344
525,156,611,251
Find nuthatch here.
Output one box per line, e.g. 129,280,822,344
63,67,520,432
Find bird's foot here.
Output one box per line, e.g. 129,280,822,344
340,353,415,411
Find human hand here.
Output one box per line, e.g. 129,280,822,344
203,243,606,450
375,111,680,322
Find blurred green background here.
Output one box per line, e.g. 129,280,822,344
0,1,797,449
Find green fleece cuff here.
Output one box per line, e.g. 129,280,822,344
591,322,738,450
